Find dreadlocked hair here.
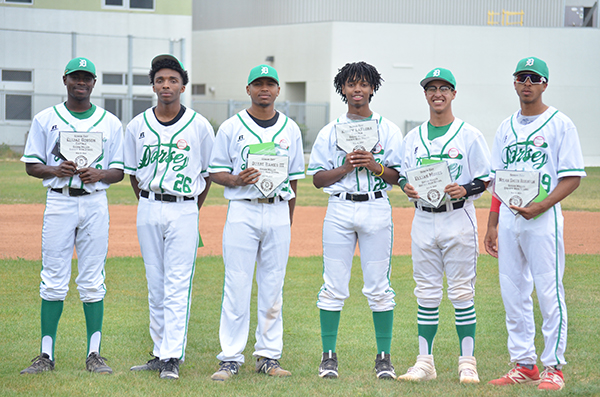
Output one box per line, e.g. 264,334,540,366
149,59,189,86
334,61,383,103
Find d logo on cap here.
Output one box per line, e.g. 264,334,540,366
79,59,87,67
433,69,441,77
525,58,535,67
261,67,269,75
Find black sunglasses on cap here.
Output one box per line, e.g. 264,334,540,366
514,74,547,84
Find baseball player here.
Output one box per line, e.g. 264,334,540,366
397,68,491,384
208,64,304,381
20,57,123,375
125,54,214,380
485,57,585,391
308,61,402,380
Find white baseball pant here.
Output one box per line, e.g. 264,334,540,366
497,204,567,367
216,199,291,364
411,202,478,310
40,189,108,302
317,195,395,312
136,196,199,361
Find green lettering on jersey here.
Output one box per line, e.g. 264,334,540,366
138,143,190,172
501,141,548,170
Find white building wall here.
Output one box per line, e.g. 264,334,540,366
193,22,600,165
0,6,192,149
192,23,334,103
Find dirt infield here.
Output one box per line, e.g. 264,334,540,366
1,204,599,260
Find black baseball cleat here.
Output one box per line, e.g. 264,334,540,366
375,352,396,379
20,353,55,374
130,353,163,371
159,358,179,380
86,352,113,374
318,351,339,379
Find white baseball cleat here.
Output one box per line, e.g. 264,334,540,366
397,354,436,382
458,356,480,384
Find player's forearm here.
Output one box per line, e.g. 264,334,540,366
209,171,239,187
25,162,75,180
312,167,351,188
486,208,499,229
379,166,400,186
288,180,298,224
539,176,581,212
197,177,211,209
99,168,124,185
129,174,141,200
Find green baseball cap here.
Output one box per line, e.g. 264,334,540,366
151,54,185,69
248,64,279,85
420,68,456,88
64,57,96,78
513,57,549,79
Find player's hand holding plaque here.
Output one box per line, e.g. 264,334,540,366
247,154,289,198
406,161,452,208
59,131,103,169
494,170,540,215
335,119,379,153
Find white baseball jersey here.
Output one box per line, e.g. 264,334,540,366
210,109,304,364
307,112,402,192
21,103,124,191
208,110,305,199
124,106,214,196
400,118,492,204
491,106,585,367
491,106,586,190
124,105,214,362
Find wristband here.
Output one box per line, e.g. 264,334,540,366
399,177,408,192
490,195,501,213
374,163,385,177
461,178,486,198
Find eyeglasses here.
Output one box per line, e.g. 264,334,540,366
425,85,453,94
514,74,547,84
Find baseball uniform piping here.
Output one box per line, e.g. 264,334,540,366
237,113,262,143
180,215,200,360
552,205,564,366
158,112,196,192
142,111,162,190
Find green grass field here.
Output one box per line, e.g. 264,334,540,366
1,158,599,396
1,255,599,396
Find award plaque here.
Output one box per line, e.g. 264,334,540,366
59,131,103,169
405,161,452,208
247,154,289,198
335,119,379,153
494,170,540,215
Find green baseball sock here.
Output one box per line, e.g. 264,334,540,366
455,305,476,356
41,299,64,360
373,310,393,355
320,309,340,353
83,300,104,356
417,305,439,355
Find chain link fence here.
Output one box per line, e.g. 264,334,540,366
1,92,330,154
192,100,329,153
